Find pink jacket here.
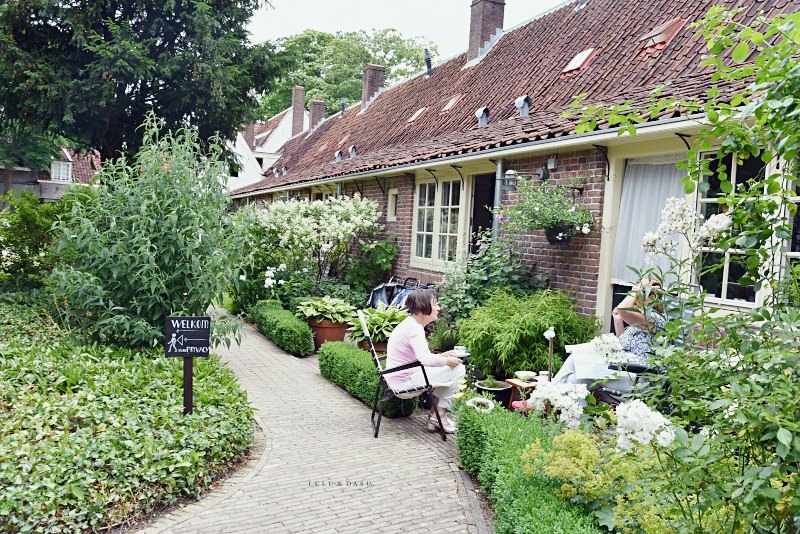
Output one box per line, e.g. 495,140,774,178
385,316,446,383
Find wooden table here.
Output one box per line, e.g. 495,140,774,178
504,378,538,409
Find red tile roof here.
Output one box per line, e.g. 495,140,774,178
67,149,101,184
234,0,797,196
245,110,289,152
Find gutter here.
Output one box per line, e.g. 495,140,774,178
232,113,707,199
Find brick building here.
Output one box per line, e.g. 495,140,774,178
232,0,798,325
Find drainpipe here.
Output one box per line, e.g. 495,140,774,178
491,158,503,239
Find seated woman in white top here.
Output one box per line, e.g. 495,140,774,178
552,278,666,395
385,289,466,434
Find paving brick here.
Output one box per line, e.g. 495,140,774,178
131,318,494,534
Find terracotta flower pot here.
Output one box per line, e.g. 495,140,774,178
310,319,349,351
358,340,388,353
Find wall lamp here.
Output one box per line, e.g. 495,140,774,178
502,167,550,192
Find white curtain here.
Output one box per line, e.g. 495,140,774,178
611,158,686,285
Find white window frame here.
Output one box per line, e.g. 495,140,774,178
311,187,334,201
50,161,72,182
386,187,399,222
410,175,470,271
695,151,776,309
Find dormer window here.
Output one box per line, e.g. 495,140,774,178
408,107,428,123
562,48,596,73
440,95,463,114
334,150,343,162
640,18,685,51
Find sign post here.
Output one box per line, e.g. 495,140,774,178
165,316,211,414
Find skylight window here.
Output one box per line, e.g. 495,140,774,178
408,106,428,123
640,18,685,49
440,94,463,113
562,48,596,73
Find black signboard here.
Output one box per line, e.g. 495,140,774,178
165,316,211,415
165,316,211,357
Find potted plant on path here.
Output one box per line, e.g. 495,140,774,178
475,375,514,408
497,177,595,244
296,296,356,351
346,304,409,353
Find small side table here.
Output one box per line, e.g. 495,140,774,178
504,378,538,409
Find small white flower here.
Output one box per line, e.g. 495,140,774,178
239,274,246,281
581,224,590,234
264,277,275,288
278,263,287,271
543,327,556,341
568,206,576,213
302,268,309,273
278,279,286,285
642,231,659,252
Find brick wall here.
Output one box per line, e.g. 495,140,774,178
468,0,506,61
502,150,606,316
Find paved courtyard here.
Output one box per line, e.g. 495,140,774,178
134,321,493,533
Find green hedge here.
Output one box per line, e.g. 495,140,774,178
0,297,254,532
456,401,601,534
251,301,314,357
317,341,417,418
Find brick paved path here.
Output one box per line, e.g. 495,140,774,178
136,321,493,534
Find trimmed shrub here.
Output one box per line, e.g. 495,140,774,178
317,341,416,418
252,304,314,357
456,401,601,533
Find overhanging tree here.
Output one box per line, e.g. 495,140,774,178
0,0,283,160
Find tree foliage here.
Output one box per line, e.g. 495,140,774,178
0,0,282,159
51,114,243,347
260,28,436,118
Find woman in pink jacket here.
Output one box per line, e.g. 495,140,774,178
386,289,466,434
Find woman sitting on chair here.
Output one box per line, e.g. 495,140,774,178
385,289,466,434
551,278,667,391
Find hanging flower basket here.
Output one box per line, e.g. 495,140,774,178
545,225,574,245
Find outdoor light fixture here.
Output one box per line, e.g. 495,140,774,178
502,169,518,192
547,155,558,170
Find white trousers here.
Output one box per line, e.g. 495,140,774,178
388,364,466,410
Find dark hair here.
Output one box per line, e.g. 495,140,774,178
405,288,438,315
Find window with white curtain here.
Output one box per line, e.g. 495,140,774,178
611,156,686,286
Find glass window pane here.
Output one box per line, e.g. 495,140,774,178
452,183,460,206
440,210,449,231
447,235,457,261
792,208,800,253
417,209,425,232
425,209,433,231
438,236,447,261
735,153,766,189
425,235,432,257
727,255,756,302
418,185,426,206
449,208,459,233
416,234,425,257
699,252,725,298
442,182,450,206
427,184,435,206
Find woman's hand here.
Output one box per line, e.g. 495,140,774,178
444,354,462,368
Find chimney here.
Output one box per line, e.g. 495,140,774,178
361,64,385,109
310,100,326,132
291,85,305,137
424,48,433,76
468,0,505,62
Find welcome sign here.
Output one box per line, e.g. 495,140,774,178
165,316,211,357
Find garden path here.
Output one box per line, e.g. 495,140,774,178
135,319,493,533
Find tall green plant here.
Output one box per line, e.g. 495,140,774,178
459,290,598,379
51,113,243,347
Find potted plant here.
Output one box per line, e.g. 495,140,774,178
346,304,409,353
497,178,595,244
428,319,460,353
475,375,513,407
296,296,357,350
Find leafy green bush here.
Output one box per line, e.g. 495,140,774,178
459,290,599,379
455,401,601,533
50,114,244,347
317,341,416,418
439,230,549,322
0,337,253,531
344,237,399,294
296,295,356,324
428,318,460,352
346,304,408,344
0,189,80,290
252,305,314,357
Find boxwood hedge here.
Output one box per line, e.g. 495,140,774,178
456,400,601,533
250,300,314,357
0,299,254,532
317,341,416,418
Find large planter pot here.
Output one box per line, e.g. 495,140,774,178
310,319,349,351
476,380,513,409
358,339,388,353
545,225,573,245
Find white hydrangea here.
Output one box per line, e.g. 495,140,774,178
615,399,675,451
656,197,701,236
528,381,588,429
591,333,623,360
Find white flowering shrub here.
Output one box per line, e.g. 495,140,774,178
528,381,588,429
498,178,595,237
614,399,675,451
257,194,383,282
590,333,623,360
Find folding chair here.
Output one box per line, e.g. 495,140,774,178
592,361,668,407
358,310,449,441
